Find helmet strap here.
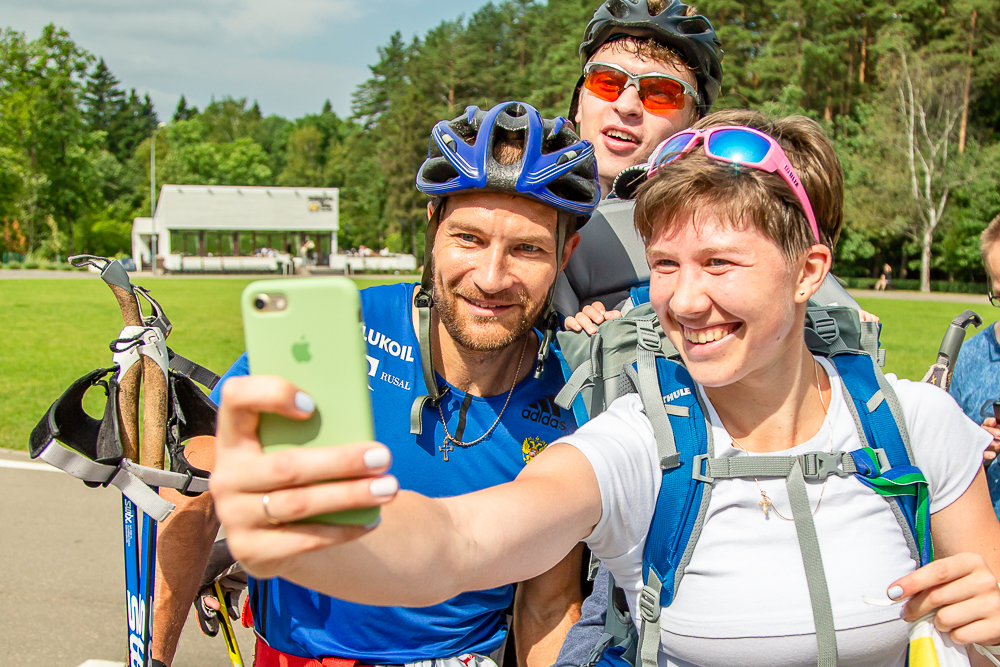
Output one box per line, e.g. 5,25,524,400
534,212,571,379
410,201,449,435
409,203,573,432
567,73,586,127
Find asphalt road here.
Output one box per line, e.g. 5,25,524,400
0,448,256,667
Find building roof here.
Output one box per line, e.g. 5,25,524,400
151,184,338,232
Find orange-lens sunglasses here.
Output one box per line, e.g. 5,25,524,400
583,61,701,112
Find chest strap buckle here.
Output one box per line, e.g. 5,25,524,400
800,451,854,481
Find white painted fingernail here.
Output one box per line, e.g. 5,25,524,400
887,585,904,600
370,476,399,497
363,448,391,470
294,391,316,414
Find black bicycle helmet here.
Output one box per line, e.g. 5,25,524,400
573,0,723,118
417,101,600,230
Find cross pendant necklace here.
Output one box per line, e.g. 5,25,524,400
758,491,773,517
436,336,528,462
439,440,455,462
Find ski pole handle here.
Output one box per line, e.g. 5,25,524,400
72,256,145,463
141,339,168,470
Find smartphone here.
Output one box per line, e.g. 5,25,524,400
241,277,377,525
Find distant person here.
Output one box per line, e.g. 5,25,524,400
949,213,1000,518
875,263,892,291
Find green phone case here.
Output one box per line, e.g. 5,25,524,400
241,277,378,525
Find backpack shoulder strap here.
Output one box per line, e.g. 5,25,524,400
629,358,713,667
831,353,933,566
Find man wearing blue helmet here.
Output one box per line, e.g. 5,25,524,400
149,101,600,667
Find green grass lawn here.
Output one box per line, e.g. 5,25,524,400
1,278,996,451
0,276,407,451
855,297,1000,381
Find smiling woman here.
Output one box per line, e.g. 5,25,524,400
208,111,1000,667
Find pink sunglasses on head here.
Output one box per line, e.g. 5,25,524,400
646,126,821,243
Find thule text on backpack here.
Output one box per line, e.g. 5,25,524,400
663,387,691,403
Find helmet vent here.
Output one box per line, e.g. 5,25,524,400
492,127,527,166
607,0,630,19
423,161,459,184
678,16,710,34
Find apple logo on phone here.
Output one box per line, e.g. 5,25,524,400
292,336,312,363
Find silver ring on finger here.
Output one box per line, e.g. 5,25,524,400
261,493,283,526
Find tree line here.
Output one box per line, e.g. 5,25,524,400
0,0,997,289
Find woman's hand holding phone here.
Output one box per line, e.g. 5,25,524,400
210,374,398,579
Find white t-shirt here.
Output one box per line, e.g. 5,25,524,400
563,357,990,667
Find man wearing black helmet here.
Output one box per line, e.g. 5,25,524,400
553,0,724,319
149,102,600,667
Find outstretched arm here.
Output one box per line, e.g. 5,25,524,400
211,375,603,606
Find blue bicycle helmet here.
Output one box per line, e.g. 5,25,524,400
416,101,600,229
409,102,599,432
571,0,723,119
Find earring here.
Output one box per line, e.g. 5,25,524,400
799,290,805,296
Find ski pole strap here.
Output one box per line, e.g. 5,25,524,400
33,438,209,518
35,439,176,520
168,348,222,389
849,446,933,564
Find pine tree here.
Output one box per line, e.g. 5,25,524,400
173,94,198,122
83,58,125,140
108,88,158,160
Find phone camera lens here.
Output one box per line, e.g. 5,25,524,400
254,296,269,311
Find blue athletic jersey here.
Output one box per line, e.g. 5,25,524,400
209,282,575,661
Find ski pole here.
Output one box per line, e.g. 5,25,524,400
70,255,165,667
921,310,982,390
213,581,246,667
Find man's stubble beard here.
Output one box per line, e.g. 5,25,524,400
432,271,545,353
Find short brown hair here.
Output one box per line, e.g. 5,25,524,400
597,35,686,71
633,110,844,261
981,214,1000,266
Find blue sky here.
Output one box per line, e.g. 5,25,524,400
1,0,496,120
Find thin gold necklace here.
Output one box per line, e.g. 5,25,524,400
729,360,833,520
437,335,529,462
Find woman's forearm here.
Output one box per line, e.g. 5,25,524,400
228,443,602,607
